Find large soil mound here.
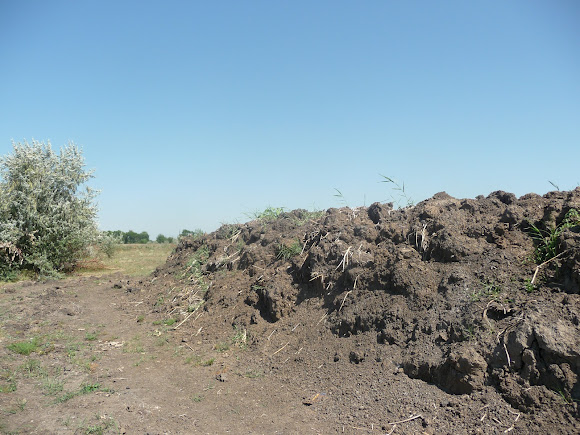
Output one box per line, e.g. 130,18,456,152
147,188,580,433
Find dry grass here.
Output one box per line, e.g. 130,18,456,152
75,243,176,277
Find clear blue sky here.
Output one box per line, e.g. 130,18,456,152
1,1,579,238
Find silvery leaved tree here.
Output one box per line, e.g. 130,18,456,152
0,140,99,277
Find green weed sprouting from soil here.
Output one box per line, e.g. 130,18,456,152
292,209,325,226
333,188,348,207
55,383,110,404
524,278,537,293
275,240,302,261
19,359,45,377
463,323,477,341
75,415,118,434
7,338,41,355
214,342,230,352
248,206,285,222
379,174,414,208
529,208,580,263
242,369,263,379
84,331,98,341
182,245,210,291
471,280,502,302
231,325,248,350
0,370,17,393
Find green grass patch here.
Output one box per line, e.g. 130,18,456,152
214,342,230,352
242,369,263,379
201,358,215,366
248,206,285,222
42,377,64,396
529,208,580,263
84,331,98,341
75,243,176,277
0,370,17,393
292,209,325,226
18,359,45,377
7,338,40,355
275,240,302,261
182,245,210,290
231,325,248,349
56,382,110,404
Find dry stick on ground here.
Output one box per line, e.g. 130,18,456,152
271,341,290,357
336,246,353,272
388,414,423,425
309,273,325,289
338,290,352,312
530,249,570,285
504,408,521,433
173,304,204,330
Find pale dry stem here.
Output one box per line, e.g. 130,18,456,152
336,246,353,272
388,414,422,425
530,249,569,285
338,290,352,312
270,341,289,357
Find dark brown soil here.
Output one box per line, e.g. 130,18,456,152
2,188,580,434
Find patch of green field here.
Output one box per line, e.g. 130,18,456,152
75,243,176,277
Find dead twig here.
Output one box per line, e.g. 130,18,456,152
336,246,353,272
501,336,512,367
504,408,521,433
530,249,570,285
338,290,352,312
271,341,289,357
173,302,204,330
388,414,422,425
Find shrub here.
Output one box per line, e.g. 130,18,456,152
0,140,99,276
156,234,167,244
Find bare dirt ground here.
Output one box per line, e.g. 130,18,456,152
2,188,580,434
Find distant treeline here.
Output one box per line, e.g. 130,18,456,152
104,229,204,244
